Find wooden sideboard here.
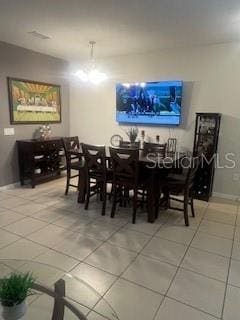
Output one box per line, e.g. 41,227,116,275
17,138,65,188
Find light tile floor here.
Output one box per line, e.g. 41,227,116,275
0,178,239,319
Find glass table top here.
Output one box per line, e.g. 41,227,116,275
0,259,119,320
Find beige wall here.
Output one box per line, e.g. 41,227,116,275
0,41,69,187
70,42,240,198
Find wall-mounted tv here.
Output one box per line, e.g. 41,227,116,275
116,80,183,125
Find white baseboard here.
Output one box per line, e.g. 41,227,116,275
0,182,20,191
212,192,240,201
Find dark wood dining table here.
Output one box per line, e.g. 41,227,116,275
69,147,184,223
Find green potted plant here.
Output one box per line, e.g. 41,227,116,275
0,273,34,320
126,127,139,144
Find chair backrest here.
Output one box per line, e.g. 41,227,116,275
110,147,139,185
185,156,201,190
62,136,80,152
82,143,107,176
143,142,167,158
62,137,80,166
119,141,140,149
167,138,177,154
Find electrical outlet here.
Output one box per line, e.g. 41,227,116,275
4,128,15,136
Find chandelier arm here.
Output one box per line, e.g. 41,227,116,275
89,41,96,60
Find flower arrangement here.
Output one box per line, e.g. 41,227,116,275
39,124,51,140
126,127,138,143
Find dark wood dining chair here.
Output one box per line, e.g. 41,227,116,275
143,142,167,158
62,137,83,195
82,143,111,216
119,141,140,149
161,156,201,226
110,147,142,224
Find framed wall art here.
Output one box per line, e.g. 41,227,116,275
8,77,61,124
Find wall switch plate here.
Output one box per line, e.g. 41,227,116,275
4,128,15,136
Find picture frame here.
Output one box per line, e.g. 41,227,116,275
8,77,61,124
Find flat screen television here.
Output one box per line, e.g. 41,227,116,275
116,80,183,125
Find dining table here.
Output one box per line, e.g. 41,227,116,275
69,147,184,223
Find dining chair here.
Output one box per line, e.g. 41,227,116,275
161,156,201,226
110,147,143,224
62,136,83,195
82,143,111,216
119,141,140,149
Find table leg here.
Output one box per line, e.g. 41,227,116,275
78,167,87,203
146,169,158,223
159,169,171,210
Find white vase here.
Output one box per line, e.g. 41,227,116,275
2,300,27,320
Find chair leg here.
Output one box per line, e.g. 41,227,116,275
101,183,107,216
123,188,129,207
155,186,161,219
161,188,170,209
140,191,145,209
108,184,113,200
183,193,189,226
132,189,138,224
190,196,195,217
77,171,81,191
84,178,90,210
99,182,103,201
119,186,126,207
111,185,118,219
65,168,71,195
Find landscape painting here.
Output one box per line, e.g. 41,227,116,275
8,78,61,124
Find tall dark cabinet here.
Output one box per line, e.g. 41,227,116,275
193,113,221,201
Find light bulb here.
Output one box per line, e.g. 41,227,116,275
88,69,108,84
75,69,89,82
75,68,107,84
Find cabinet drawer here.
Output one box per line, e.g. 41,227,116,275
47,141,60,150
34,142,47,152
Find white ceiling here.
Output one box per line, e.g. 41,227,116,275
0,0,240,61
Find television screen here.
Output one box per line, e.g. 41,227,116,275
116,80,183,125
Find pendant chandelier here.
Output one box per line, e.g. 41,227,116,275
75,41,108,85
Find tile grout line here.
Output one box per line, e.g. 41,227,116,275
86,205,209,320
66,208,155,319
82,208,168,318
163,296,221,320
27,208,132,275
220,203,239,319
0,189,238,319
152,202,213,320
0,198,206,277
0,206,132,266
